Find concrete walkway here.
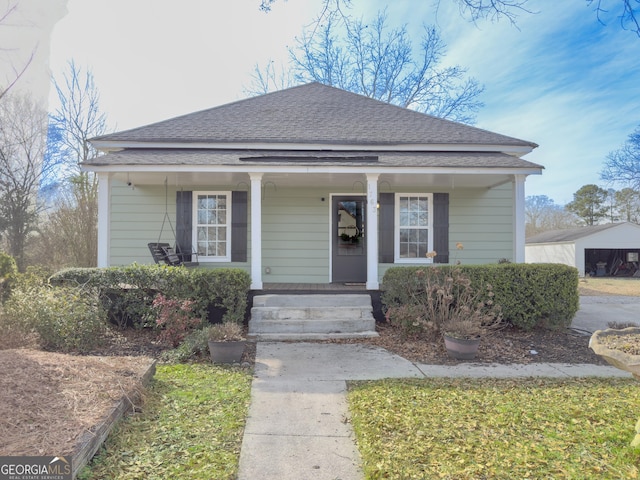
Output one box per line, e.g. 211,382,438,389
237,295,640,479
237,341,631,480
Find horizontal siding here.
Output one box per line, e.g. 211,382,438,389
109,181,252,266
448,183,514,264
261,187,330,283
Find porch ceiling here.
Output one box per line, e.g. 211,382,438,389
109,170,519,190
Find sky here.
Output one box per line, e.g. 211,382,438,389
25,0,640,205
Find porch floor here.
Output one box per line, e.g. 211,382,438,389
260,283,368,292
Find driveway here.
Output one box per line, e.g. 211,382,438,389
571,295,640,334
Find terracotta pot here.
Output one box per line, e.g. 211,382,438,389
443,334,481,360
208,340,246,364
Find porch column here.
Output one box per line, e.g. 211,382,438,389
366,173,379,290
513,174,526,263
97,172,111,267
249,173,263,289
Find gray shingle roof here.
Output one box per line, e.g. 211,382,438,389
526,223,632,244
92,83,538,148
85,149,544,169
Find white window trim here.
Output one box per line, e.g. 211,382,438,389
192,190,232,262
394,193,434,264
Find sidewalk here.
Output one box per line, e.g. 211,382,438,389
237,342,630,480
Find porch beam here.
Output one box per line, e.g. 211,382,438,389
97,173,111,267
366,173,379,290
513,174,526,263
249,173,263,289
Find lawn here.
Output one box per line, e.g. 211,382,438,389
78,363,252,480
348,377,640,480
579,277,640,296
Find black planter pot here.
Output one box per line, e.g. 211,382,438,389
443,335,481,360
208,340,246,364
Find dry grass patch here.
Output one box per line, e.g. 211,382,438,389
0,349,154,456
579,277,640,296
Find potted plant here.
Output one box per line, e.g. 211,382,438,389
412,261,502,360
206,322,246,364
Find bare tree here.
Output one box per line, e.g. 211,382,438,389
260,0,640,37
601,125,640,190
0,94,53,270
250,9,484,123
589,0,640,37
41,61,109,268
525,195,579,236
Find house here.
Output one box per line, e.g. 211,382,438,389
526,222,640,277
86,82,542,290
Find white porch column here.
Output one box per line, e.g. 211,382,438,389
249,173,263,289
513,174,526,263
97,172,111,267
366,173,379,290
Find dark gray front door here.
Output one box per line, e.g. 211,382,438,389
332,195,367,283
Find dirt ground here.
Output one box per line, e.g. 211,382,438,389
1,281,635,457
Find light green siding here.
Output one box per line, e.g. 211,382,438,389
109,180,250,272
378,184,514,281
262,187,330,283
109,180,514,283
449,183,514,264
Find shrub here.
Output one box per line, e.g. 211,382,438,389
0,252,17,303
50,265,251,328
4,281,107,353
153,294,202,347
384,266,502,339
382,263,579,331
162,327,211,363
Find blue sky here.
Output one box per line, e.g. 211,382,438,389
46,0,640,205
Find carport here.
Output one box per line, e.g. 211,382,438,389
525,222,640,277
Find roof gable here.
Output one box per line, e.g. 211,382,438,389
92,82,537,148
526,222,640,244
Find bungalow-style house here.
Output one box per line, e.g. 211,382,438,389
86,82,542,290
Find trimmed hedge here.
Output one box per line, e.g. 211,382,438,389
50,265,251,328
382,263,579,331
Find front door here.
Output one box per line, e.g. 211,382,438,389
332,195,367,283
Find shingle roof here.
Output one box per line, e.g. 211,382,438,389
526,223,634,244
92,83,538,148
85,149,543,169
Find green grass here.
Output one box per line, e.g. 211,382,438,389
348,377,640,479
78,363,252,480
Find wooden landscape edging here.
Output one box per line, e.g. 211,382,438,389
71,359,157,479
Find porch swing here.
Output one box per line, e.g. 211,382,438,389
148,178,199,267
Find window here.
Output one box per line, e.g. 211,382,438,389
395,193,433,263
193,191,231,261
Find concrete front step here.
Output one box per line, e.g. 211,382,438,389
249,294,378,340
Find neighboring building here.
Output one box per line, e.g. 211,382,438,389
525,222,640,277
85,82,542,289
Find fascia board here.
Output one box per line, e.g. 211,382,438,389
90,140,535,156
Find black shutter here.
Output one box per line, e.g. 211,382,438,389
433,193,449,264
176,191,193,261
231,191,248,262
378,192,395,263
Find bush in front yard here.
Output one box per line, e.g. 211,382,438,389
50,265,251,328
382,263,579,331
3,278,107,353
